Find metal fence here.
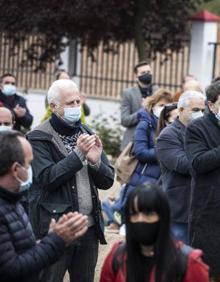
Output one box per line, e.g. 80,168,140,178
209,42,220,80
74,40,190,100
0,33,56,92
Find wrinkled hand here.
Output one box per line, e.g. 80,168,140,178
13,104,26,117
86,135,102,164
76,134,96,155
49,212,88,245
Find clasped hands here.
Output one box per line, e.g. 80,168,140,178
76,133,102,165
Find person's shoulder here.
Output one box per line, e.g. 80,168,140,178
185,248,209,281
122,86,140,96
27,120,53,140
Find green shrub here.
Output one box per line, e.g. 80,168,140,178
89,114,123,158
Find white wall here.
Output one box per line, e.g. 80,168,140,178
189,21,218,88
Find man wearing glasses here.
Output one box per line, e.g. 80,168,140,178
27,79,114,282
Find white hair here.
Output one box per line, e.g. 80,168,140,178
177,90,206,109
47,79,79,105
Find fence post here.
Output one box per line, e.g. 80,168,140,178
189,10,220,88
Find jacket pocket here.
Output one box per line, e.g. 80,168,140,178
39,202,72,236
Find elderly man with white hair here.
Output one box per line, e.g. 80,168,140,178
27,79,114,282
156,90,206,244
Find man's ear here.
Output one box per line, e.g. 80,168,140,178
49,103,57,112
10,162,19,176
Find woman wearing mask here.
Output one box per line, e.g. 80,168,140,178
126,89,172,190
100,183,209,282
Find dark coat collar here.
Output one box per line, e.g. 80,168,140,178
50,113,82,136
0,186,22,203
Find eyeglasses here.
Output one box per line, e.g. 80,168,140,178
0,122,12,126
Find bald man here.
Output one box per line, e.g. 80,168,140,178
183,80,203,93
0,107,14,131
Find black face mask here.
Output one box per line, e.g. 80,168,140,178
139,84,152,98
129,222,160,246
138,73,152,85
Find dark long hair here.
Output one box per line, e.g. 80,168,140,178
123,183,182,282
155,102,177,138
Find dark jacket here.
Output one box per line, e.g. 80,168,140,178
128,109,161,187
156,118,191,223
0,186,65,282
0,91,33,131
27,120,114,244
185,112,220,275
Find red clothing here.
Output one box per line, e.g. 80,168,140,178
100,242,209,282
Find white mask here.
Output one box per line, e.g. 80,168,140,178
191,111,204,120
153,106,164,118
16,166,33,192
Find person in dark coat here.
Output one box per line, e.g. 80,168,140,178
156,91,206,244
27,79,114,282
185,81,220,280
120,61,158,150
0,131,88,282
121,89,173,210
0,73,33,131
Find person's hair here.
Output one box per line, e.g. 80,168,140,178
182,74,195,84
205,81,220,103
0,131,25,176
0,73,16,84
183,80,203,93
134,61,151,74
124,183,182,282
144,89,173,113
55,69,70,80
212,76,220,83
177,90,206,109
47,79,79,105
155,103,178,137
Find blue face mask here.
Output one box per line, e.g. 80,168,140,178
16,166,33,192
2,84,16,96
63,106,81,123
215,108,220,121
0,125,13,131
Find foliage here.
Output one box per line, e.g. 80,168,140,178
89,114,123,158
199,0,220,15
0,0,208,68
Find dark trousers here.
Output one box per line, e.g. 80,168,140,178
40,227,99,282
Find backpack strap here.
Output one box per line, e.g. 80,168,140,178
179,244,193,280
112,242,125,275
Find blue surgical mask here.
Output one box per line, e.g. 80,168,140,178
0,125,13,131
2,85,16,96
16,166,33,192
63,106,81,123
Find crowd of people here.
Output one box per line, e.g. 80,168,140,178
0,60,219,282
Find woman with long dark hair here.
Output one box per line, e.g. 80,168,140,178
100,183,209,282
155,102,178,138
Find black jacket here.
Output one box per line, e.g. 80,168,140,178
0,91,33,131
27,120,114,244
185,112,220,275
0,186,65,282
156,118,191,223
